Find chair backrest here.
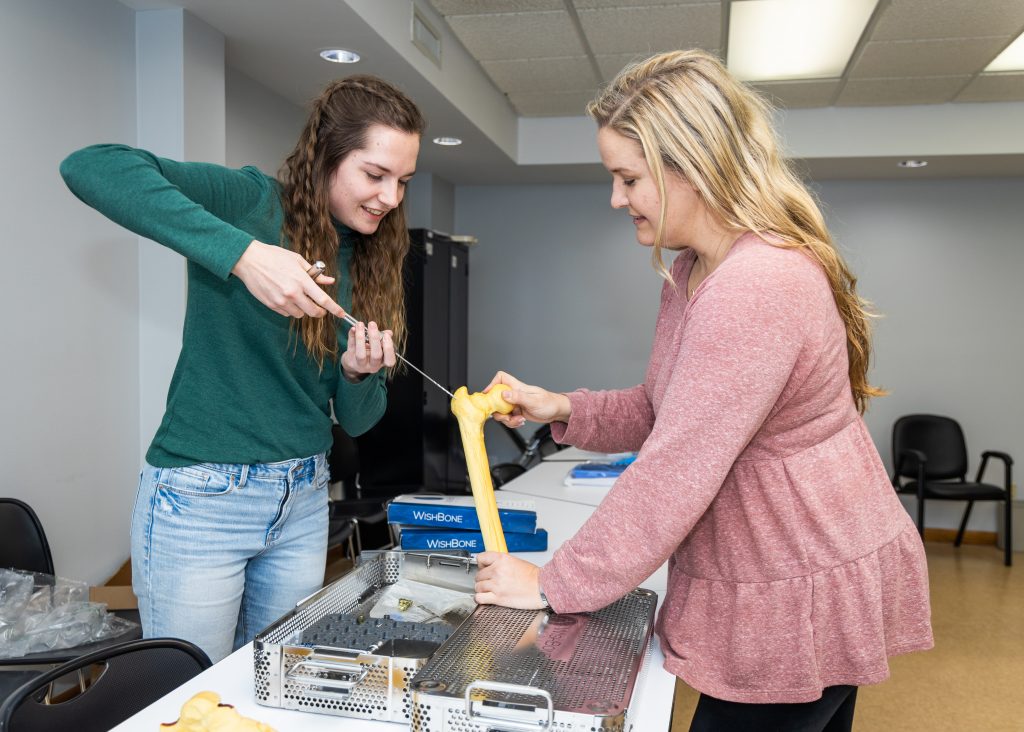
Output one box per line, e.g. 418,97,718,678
0,498,54,575
0,638,211,732
892,414,968,480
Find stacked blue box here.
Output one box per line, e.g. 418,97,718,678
387,494,546,554
563,454,637,487
399,527,548,553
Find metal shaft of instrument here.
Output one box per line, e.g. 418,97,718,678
306,260,455,399
339,311,455,399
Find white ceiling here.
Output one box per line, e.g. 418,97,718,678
429,0,1024,115
120,0,1024,183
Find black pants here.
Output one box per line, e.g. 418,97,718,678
689,685,858,732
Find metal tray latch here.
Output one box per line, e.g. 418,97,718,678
464,680,553,731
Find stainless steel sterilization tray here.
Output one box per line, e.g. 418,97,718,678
253,550,476,723
409,587,658,732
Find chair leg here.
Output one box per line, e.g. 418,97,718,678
916,498,925,538
1005,496,1013,567
955,501,973,547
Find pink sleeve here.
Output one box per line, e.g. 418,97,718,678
549,385,654,453
540,260,811,613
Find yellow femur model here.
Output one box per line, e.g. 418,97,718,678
450,384,514,552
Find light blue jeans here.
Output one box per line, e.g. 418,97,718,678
130,454,328,663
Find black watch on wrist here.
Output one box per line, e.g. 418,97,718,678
538,582,551,610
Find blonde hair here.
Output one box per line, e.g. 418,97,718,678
587,50,884,413
280,75,424,371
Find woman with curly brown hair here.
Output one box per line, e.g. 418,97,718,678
60,75,423,662
474,51,932,731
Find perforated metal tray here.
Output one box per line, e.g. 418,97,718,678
253,550,476,723
409,588,658,732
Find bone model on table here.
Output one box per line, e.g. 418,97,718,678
450,384,515,552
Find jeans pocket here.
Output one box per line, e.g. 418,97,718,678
157,464,236,497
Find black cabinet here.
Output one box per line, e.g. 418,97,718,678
355,229,469,494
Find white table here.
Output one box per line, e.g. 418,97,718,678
542,446,633,462
113,465,675,731
502,460,615,508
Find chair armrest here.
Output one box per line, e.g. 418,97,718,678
981,450,1013,466
892,449,927,498
976,451,1014,489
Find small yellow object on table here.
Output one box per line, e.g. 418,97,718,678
160,691,276,731
450,384,515,553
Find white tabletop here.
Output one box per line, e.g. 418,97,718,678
542,446,633,462
112,462,675,731
501,460,614,508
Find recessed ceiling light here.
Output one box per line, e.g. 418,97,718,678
985,31,1024,72
432,137,462,146
319,49,360,64
728,0,879,81
897,160,928,168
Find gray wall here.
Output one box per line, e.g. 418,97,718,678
1,0,138,583
455,178,1024,531
225,67,306,176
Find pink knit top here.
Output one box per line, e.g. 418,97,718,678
543,233,933,703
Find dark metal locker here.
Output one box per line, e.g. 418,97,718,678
354,229,469,494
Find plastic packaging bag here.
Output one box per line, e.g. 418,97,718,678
368,578,476,624
0,568,138,658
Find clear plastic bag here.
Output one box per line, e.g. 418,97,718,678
0,568,138,658
368,578,476,625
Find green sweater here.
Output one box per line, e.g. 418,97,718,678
60,144,387,467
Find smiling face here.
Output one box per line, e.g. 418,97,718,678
596,126,705,250
328,123,420,234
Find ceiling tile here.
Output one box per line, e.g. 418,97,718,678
595,50,723,83
955,72,1024,102
577,4,721,56
850,38,1009,78
750,79,841,109
507,89,599,116
445,11,585,60
428,0,563,14
871,0,1024,41
837,76,970,106
596,52,656,81
481,56,598,93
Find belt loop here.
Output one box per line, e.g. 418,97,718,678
239,464,249,488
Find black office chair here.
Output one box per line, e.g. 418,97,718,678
490,423,567,488
0,498,55,575
891,414,1014,566
0,637,211,731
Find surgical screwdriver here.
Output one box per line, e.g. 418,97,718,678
306,260,455,399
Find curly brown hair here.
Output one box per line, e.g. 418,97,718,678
279,75,425,369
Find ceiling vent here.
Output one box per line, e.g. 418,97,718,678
412,5,442,68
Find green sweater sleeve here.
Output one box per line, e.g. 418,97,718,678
60,144,271,279
334,370,388,437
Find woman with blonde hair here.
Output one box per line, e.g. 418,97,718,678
60,75,423,662
475,50,932,730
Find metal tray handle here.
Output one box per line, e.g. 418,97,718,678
464,680,553,731
286,658,369,692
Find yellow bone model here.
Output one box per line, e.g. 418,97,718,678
450,384,515,552
160,691,277,731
